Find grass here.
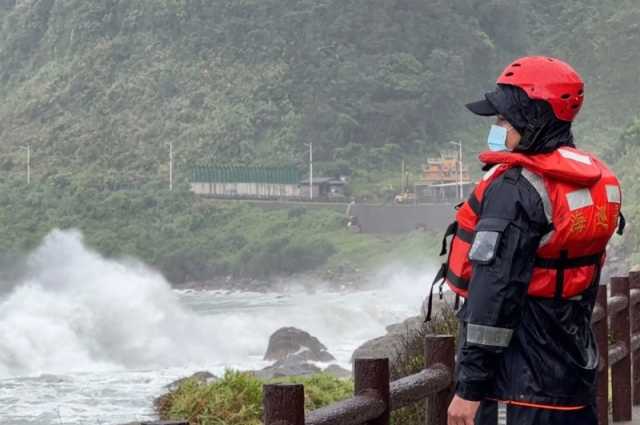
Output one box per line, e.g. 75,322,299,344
156,371,353,425
155,306,458,425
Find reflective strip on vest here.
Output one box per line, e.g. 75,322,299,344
467,323,514,347
483,164,501,181
558,148,592,165
606,185,621,204
521,169,554,246
566,188,594,211
498,402,507,425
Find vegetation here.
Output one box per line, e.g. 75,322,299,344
0,0,639,280
155,305,459,425
156,371,353,425
389,303,460,425
0,174,441,282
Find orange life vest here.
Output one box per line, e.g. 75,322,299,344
426,147,622,320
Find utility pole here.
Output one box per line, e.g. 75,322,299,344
21,144,31,185
27,144,31,185
305,142,313,200
167,142,173,191
449,141,463,199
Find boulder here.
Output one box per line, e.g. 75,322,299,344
351,315,432,370
351,334,404,366
253,356,322,380
323,364,352,379
165,371,218,391
420,289,458,321
264,327,335,362
385,316,425,336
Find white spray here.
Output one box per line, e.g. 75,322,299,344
0,229,439,424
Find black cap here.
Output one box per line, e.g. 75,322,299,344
465,97,498,116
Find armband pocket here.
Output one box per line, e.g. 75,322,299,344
468,218,511,264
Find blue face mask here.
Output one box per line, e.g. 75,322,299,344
487,125,511,152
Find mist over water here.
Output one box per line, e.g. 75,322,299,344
0,229,437,423
0,229,228,377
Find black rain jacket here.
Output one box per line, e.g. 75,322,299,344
454,165,600,407
453,85,612,408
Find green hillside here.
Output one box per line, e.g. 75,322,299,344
0,0,639,281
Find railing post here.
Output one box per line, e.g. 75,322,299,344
424,335,455,425
354,358,390,425
263,384,305,425
595,285,609,425
611,276,632,422
630,270,640,406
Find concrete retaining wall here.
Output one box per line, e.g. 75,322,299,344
348,203,454,234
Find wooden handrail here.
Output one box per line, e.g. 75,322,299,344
263,335,455,425
150,271,640,425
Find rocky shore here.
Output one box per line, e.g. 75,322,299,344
173,263,372,293
121,290,457,425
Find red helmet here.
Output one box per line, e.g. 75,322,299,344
496,56,584,122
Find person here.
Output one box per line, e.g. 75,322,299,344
428,56,624,425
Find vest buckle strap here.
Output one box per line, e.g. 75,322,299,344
534,252,604,269
456,226,475,244
467,192,481,215
446,269,469,290
424,263,447,322
440,221,458,256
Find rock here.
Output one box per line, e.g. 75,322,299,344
323,364,352,379
352,289,459,374
352,314,433,371
385,316,425,336
165,371,218,391
264,327,335,362
255,327,338,380
253,356,322,380
420,289,458,321
351,334,404,366
153,372,218,419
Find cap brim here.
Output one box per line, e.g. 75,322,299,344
465,98,498,116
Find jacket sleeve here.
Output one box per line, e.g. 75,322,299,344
454,170,547,401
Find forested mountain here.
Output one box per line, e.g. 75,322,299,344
0,0,499,182
1,0,639,279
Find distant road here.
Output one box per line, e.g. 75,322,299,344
202,198,456,234
202,197,350,212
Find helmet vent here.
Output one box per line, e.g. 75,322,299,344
571,104,580,109
505,72,514,77
561,93,571,99
512,63,522,67
578,89,584,96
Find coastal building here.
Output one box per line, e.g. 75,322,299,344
191,166,347,201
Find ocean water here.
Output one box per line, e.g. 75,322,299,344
0,230,436,424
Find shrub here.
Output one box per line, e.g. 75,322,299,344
390,303,459,425
156,308,458,425
157,371,353,425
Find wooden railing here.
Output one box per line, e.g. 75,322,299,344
263,335,454,425
593,271,640,424
145,271,640,425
